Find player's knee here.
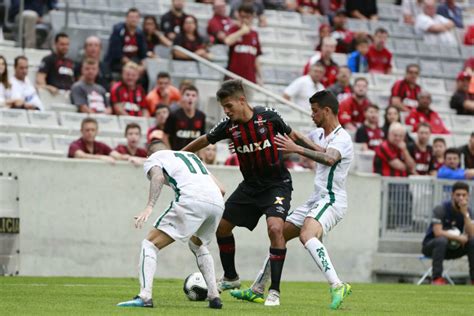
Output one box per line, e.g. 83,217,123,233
433,236,449,247
299,231,312,245
188,239,200,253
267,222,283,240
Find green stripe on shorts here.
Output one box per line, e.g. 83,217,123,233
315,203,332,220
154,202,173,228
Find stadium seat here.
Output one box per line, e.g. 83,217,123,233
391,24,416,39
453,134,468,147
301,14,321,28
372,74,398,91
154,46,172,59
95,136,113,147
146,58,170,89
257,27,278,45
394,56,419,72
83,0,109,10
50,103,77,113
52,135,77,154
437,113,453,131
58,112,88,130
38,88,70,109
262,10,279,26
199,63,223,80
377,3,399,21
76,12,104,29
89,114,121,133
430,95,451,114
419,60,443,78
134,0,160,15
421,78,446,94
278,11,303,27
208,45,228,62
261,67,278,85
346,19,370,33
460,45,474,59
300,30,318,49
187,3,212,20
260,47,277,65
394,39,418,56
27,111,60,127
355,150,375,173
444,79,456,93
450,115,474,134
438,45,461,60
277,29,304,46
171,61,200,79
0,109,29,127
102,15,123,28
369,20,393,33
195,80,220,113
0,133,22,152
19,133,56,154
272,103,307,122
275,67,300,85
275,49,301,67
416,42,441,58
441,61,462,78
118,116,149,134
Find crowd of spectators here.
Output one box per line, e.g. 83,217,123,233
0,0,473,174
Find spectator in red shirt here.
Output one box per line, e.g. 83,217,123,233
303,37,339,87
68,118,122,163
208,0,234,44
147,104,170,144
331,10,354,54
115,123,148,165
390,64,421,112
315,24,331,51
224,4,262,84
297,0,321,15
355,104,384,151
146,72,181,116
430,137,446,175
367,28,392,74
465,25,474,46
173,15,211,60
408,122,434,175
338,77,371,131
142,15,172,57
163,85,206,150
327,65,352,103
110,62,148,117
405,91,450,134
373,122,416,177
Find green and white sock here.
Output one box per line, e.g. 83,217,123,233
304,237,342,288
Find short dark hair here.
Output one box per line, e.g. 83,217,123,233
309,90,339,115
366,103,379,111
452,181,470,193
157,72,170,80
354,77,369,85
127,7,140,15
238,3,254,15
14,55,28,68
125,122,141,136
433,137,446,145
55,32,69,43
406,64,420,72
416,122,431,131
375,27,388,35
182,84,198,94
355,37,369,46
444,147,460,159
155,104,169,114
216,79,245,101
81,117,98,129
147,139,167,156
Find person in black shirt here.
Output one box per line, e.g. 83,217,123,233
36,32,75,93
182,79,316,303
163,85,205,150
458,133,474,169
450,71,474,115
422,182,474,285
346,0,378,20
143,15,172,57
173,15,210,60
160,0,188,40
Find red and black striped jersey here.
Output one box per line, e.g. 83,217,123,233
373,140,408,177
207,106,292,186
408,143,434,175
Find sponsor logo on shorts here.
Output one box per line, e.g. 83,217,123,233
274,196,285,205
275,206,285,214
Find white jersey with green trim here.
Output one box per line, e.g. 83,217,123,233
143,150,224,205
308,125,353,207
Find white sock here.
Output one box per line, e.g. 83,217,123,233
250,255,270,294
188,240,219,299
138,239,159,300
304,237,342,288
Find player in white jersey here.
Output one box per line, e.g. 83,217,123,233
117,141,225,309
231,90,353,309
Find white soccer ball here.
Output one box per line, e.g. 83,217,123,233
447,227,461,250
183,272,208,301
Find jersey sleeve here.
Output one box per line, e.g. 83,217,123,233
70,84,87,107
431,205,445,224
143,153,164,179
38,55,52,74
207,117,230,144
327,133,353,159
267,108,292,135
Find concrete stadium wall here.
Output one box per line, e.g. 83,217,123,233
0,155,381,282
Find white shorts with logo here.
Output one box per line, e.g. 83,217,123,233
286,194,347,235
153,199,224,245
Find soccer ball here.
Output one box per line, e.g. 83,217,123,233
183,272,208,301
447,227,461,250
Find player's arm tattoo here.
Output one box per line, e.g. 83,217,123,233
146,167,165,208
290,130,325,152
301,147,341,166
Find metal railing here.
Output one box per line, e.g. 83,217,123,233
380,177,474,240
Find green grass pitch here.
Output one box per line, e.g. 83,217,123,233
1,277,473,315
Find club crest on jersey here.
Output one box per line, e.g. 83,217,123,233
232,130,241,138
236,139,271,153
258,126,267,135
254,115,267,126
274,196,285,205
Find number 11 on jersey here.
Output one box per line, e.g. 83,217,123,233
174,153,208,175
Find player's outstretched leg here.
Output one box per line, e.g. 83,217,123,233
216,219,241,292
230,256,268,303
117,230,174,308
188,236,222,309
265,217,287,306
300,218,351,310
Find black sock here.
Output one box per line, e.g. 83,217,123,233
269,247,287,292
217,235,238,280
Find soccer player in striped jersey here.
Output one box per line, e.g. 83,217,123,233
117,141,225,309
231,90,354,310
183,79,317,306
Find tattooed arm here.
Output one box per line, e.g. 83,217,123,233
275,134,341,167
134,167,166,228
288,130,325,152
